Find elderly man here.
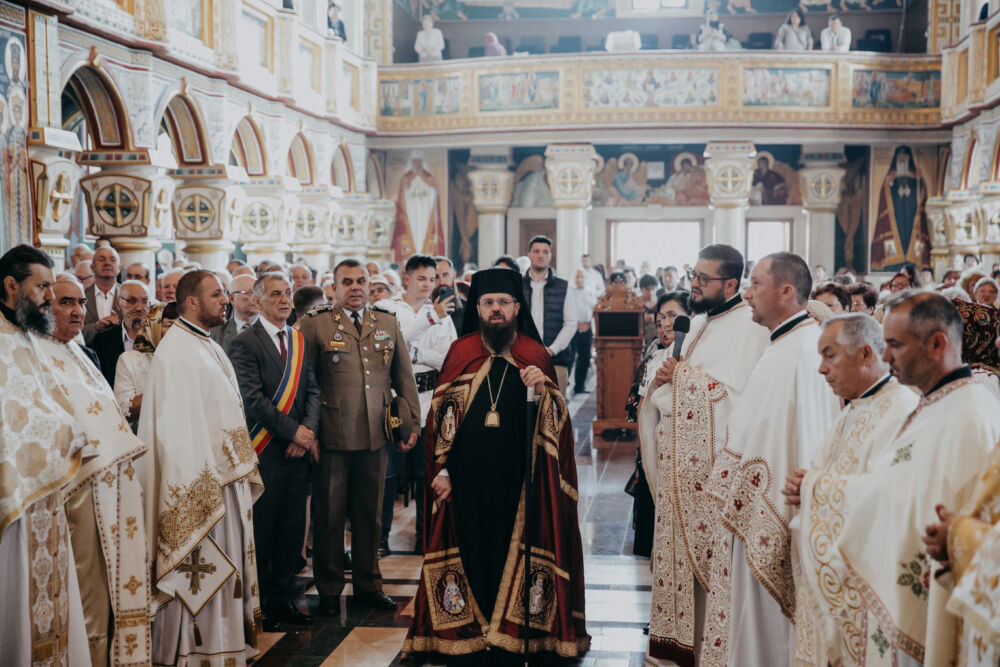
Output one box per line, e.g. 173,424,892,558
368,275,391,305
211,273,259,351
74,258,96,289
90,280,150,387
160,267,185,303
83,245,121,344
36,273,154,667
289,263,314,291
787,292,1000,667
783,314,918,666
69,242,93,268
125,261,152,289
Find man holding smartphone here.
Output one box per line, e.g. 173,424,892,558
375,254,458,553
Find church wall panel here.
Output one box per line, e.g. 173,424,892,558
0,1,28,254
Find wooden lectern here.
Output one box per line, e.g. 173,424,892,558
592,284,644,439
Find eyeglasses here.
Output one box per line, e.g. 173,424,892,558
230,289,253,296
119,297,149,306
478,297,516,308
686,269,727,284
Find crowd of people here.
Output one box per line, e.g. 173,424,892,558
7,233,1000,665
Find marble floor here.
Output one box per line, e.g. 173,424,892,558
254,385,652,666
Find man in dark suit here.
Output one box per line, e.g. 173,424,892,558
228,272,320,630
298,259,420,616
82,245,120,344
210,273,259,352
90,280,149,387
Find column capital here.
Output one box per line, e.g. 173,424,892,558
544,144,599,210
926,196,952,249
469,169,514,215
29,130,84,269
170,165,248,244
240,176,302,260
703,141,756,209
799,167,846,212
947,193,983,251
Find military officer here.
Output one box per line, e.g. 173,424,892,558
299,258,420,616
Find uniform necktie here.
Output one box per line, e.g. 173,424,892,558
277,329,287,363
352,311,363,335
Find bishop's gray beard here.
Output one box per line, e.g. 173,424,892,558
15,289,53,336
480,317,517,353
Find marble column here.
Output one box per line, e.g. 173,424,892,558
976,182,1000,268
77,150,178,270
947,190,983,272
239,176,301,266
28,128,84,269
170,165,247,271
365,199,395,264
469,168,514,268
293,184,343,273
703,142,756,252
545,144,599,278
333,193,372,265
927,196,953,276
799,166,846,276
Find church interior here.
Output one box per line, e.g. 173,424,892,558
4,0,998,664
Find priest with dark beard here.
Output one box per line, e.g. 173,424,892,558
402,268,590,664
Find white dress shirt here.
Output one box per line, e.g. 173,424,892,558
94,283,118,319
122,325,135,353
258,316,288,356
820,26,852,52
233,314,257,334
582,268,605,298
529,274,577,357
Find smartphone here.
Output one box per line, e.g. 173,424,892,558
438,287,454,301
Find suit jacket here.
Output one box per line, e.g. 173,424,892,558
299,304,420,451
78,343,102,374
82,282,119,344
91,325,126,388
228,320,321,452
209,317,250,353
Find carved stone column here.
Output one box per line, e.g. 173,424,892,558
293,184,343,273
704,141,756,253
364,0,393,64
170,165,248,271
239,176,301,266
975,182,1000,268
926,197,953,277
28,128,83,269
333,193,372,265
947,190,982,271
77,150,178,270
799,153,846,277
469,168,514,269
365,199,395,264
545,144,599,277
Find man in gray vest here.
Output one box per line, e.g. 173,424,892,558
522,235,576,394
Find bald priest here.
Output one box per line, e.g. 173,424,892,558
402,268,590,662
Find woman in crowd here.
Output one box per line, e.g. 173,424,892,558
973,276,1000,307
774,8,813,50
114,301,178,429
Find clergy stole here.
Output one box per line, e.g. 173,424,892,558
700,318,839,667
945,441,1000,666
34,335,152,667
801,376,1000,666
639,300,769,664
402,335,590,658
0,316,88,667
790,378,917,667
136,324,263,646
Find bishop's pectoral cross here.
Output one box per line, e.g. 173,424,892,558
177,545,217,595
896,181,912,198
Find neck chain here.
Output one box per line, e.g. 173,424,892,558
484,359,509,428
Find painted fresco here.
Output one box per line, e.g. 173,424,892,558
834,146,871,274
380,77,461,116
593,147,710,206
0,27,28,254
749,150,802,206
479,72,559,112
742,68,830,107
582,67,719,108
510,154,553,207
868,144,939,271
852,70,941,109
448,156,478,267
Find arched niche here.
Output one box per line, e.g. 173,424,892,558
228,116,269,176
366,152,384,198
157,94,211,167
287,133,316,185
331,144,354,192
960,136,978,190
61,64,133,151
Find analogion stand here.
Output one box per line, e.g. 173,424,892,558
592,284,644,442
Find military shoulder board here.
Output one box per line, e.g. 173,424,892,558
372,305,396,317
307,304,335,317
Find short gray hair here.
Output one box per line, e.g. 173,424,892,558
55,272,83,289
253,271,290,298
119,279,150,298
885,289,963,347
822,313,885,356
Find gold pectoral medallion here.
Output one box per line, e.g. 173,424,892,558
485,408,500,428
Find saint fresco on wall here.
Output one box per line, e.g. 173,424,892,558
870,145,931,271
835,147,870,274
510,155,554,207
0,29,29,254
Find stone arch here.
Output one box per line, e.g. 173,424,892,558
287,133,316,185
229,116,269,177
156,93,211,166
331,144,355,192
960,135,978,190
61,63,133,150
366,152,384,197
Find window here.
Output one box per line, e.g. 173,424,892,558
240,8,273,71
611,221,703,272
167,0,207,42
746,220,791,263
298,40,321,94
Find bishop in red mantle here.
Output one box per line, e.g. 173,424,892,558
402,268,590,663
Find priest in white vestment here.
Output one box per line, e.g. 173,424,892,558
138,269,264,667
638,245,769,666
0,245,89,666
791,291,1000,667
700,252,839,667
41,272,152,667
783,313,918,667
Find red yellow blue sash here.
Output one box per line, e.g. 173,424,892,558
249,326,305,454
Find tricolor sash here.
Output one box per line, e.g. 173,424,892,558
249,326,305,454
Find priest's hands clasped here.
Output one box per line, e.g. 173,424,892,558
922,504,956,567
520,365,546,394
653,357,679,388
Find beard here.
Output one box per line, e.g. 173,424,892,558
15,289,53,336
690,292,726,314
480,315,517,353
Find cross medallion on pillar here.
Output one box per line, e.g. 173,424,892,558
48,173,75,222
95,184,139,228
180,195,215,233
152,189,172,231
243,203,273,235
